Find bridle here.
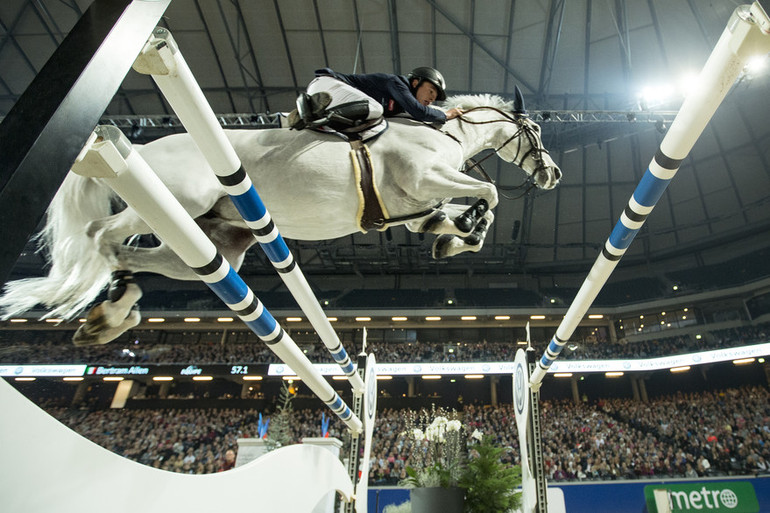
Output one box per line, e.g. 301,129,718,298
446,105,554,199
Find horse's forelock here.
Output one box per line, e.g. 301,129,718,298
442,94,513,112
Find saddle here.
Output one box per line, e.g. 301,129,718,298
285,114,436,232
301,116,391,232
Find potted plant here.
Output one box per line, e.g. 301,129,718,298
399,407,467,513
461,435,522,512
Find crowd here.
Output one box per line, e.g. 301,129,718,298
39,385,770,483
2,323,766,366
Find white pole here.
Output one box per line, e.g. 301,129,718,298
530,2,770,389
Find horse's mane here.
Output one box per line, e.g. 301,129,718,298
443,94,513,111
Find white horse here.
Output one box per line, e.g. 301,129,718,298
0,93,560,344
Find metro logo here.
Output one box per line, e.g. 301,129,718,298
644,482,758,512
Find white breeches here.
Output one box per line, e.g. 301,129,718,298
307,76,384,121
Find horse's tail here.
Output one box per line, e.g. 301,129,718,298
0,172,116,320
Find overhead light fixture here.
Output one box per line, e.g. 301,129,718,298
9,318,27,323
733,358,755,365
588,314,603,319
464,375,484,379
670,366,690,373
355,317,371,322
605,372,624,377
327,317,338,322
286,317,302,322
217,317,234,322
530,315,545,320
147,318,165,323
461,316,477,321
554,373,573,378
184,317,200,323
15,377,35,381
376,375,393,380
425,316,441,321
494,315,510,320
103,377,124,381
63,377,84,382
242,376,263,381
153,376,174,381
392,316,408,321
45,319,63,323
193,376,213,381
422,375,442,380
332,376,347,380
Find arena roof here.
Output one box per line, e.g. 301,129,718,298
1,0,769,290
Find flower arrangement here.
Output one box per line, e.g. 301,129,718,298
393,406,523,513
399,406,467,488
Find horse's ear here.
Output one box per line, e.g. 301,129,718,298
513,85,527,116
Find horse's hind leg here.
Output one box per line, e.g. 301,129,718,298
72,271,142,346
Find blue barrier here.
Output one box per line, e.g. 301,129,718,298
368,476,770,513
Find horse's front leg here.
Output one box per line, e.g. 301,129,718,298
406,201,489,236
431,210,495,259
401,163,499,210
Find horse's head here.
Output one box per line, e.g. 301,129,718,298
496,86,562,190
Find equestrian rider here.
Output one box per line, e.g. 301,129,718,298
288,66,463,132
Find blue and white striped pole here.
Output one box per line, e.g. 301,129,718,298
530,1,770,389
72,125,363,433
133,27,364,394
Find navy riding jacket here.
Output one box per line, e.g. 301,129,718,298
314,68,448,123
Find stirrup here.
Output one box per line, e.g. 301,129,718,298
289,92,332,130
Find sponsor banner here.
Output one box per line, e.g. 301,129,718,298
267,361,519,376
549,343,770,374
86,365,151,376
0,364,87,377
644,482,759,512
268,343,770,376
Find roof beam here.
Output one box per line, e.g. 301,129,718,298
425,0,535,93
537,0,567,103
387,0,401,74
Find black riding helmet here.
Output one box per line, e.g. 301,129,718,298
407,67,447,101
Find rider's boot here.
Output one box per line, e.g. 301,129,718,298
322,101,378,132
288,92,332,130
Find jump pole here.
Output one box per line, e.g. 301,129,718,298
131,27,365,395
530,1,770,389
71,124,362,434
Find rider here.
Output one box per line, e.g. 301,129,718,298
288,66,463,132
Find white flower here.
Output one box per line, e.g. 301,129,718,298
471,429,483,441
446,420,462,432
412,428,425,440
425,423,446,442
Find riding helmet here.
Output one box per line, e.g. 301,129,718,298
407,67,447,101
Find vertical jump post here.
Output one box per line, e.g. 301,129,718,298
130,27,366,395
530,1,770,389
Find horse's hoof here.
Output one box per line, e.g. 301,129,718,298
432,234,456,259
420,210,447,233
453,199,489,233
464,219,489,246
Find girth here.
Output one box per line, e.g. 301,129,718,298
348,139,438,232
